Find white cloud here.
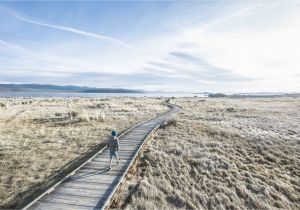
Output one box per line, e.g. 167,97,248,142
147,0,300,92
0,1,299,92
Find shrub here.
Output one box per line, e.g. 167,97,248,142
226,107,236,112
55,113,62,117
0,102,6,108
161,119,177,129
168,119,177,126
68,111,79,119
78,114,90,122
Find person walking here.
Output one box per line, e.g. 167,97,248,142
107,130,120,170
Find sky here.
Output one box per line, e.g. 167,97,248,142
0,0,299,93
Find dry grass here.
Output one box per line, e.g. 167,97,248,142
113,97,300,210
0,97,167,208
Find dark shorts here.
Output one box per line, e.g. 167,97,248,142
110,150,118,159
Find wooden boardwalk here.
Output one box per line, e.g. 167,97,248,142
25,104,181,210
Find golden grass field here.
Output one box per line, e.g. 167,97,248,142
113,97,300,210
0,97,167,208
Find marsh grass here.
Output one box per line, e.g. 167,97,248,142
0,97,167,208
113,97,300,210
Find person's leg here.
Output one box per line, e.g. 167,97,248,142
109,151,113,169
116,151,120,164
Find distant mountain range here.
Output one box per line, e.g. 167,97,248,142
0,84,144,93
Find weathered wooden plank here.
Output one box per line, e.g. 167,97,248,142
74,169,126,178
81,163,108,169
124,133,148,136
119,139,142,142
60,181,113,190
117,145,139,149
119,146,140,149
71,172,121,179
123,131,144,134
68,176,118,184
100,152,135,156
104,149,136,153
91,160,130,165
92,158,118,162
112,149,136,152
30,201,97,210
54,186,107,198
98,150,135,154
79,171,125,177
81,163,122,170
42,193,100,207
80,165,126,171
125,133,147,136
84,161,118,167
80,165,108,171
78,167,116,173
94,155,132,159
82,162,127,170
63,179,118,188
119,142,141,145
121,135,146,138
121,136,145,139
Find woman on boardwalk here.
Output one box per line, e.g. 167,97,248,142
107,130,120,170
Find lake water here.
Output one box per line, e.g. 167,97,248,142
0,92,208,98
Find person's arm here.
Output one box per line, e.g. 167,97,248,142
116,137,120,151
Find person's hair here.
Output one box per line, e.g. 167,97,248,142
111,130,117,137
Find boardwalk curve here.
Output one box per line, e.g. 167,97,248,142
24,104,181,210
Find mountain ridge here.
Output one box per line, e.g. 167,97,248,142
0,84,143,93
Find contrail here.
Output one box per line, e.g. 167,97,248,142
3,7,141,52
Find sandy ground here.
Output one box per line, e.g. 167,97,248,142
0,97,167,208
113,97,300,210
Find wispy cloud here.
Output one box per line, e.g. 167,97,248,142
1,6,141,52
169,51,252,81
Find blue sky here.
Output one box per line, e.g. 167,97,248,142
0,0,299,92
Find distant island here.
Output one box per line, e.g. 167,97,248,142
208,92,300,98
0,84,143,93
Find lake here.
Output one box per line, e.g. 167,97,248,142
0,92,208,98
